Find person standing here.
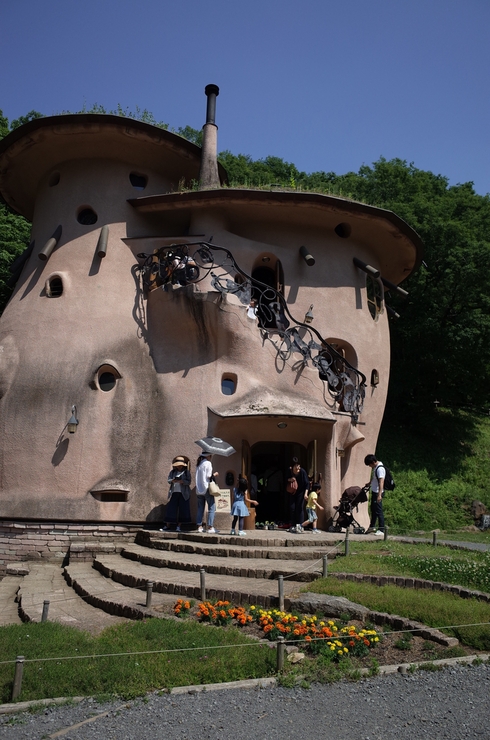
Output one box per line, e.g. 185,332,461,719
230,476,258,536
161,456,191,532
302,482,324,533
287,457,309,533
364,454,385,536
195,452,218,533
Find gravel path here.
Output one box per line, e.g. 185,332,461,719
1,663,489,739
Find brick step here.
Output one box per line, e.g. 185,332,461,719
120,544,322,582
73,555,304,608
136,532,340,560
17,563,128,632
135,529,336,550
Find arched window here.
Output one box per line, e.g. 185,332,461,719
251,255,287,331
366,275,384,320
45,275,63,297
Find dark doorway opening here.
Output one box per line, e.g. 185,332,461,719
251,441,306,524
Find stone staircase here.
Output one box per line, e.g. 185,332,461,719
3,529,342,628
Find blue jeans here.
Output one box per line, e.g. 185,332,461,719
196,492,216,527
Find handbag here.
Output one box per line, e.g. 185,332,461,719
286,477,298,494
208,480,220,496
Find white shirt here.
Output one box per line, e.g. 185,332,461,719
371,462,386,493
196,459,213,495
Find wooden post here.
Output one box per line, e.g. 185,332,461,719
384,527,389,542
200,568,206,601
146,581,154,608
278,575,284,612
344,528,350,556
322,554,328,578
276,637,285,672
12,656,24,701
432,531,437,547
41,600,50,622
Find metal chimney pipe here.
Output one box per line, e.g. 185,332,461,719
199,84,220,190
205,84,219,124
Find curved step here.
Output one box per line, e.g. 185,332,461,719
69,555,304,610
120,544,323,582
0,575,23,626
136,532,339,561
17,563,127,632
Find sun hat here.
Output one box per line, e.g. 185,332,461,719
172,456,188,467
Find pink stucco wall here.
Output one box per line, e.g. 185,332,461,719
0,116,421,529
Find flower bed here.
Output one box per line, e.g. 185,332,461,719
174,599,380,663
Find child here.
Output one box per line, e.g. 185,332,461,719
302,482,324,533
230,476,258,536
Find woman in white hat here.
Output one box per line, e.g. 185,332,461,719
195,452,218,533
161,456,192,532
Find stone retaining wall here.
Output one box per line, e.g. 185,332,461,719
0,521,142,575
334,571,490,603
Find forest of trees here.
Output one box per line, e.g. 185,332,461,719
1,107,490,422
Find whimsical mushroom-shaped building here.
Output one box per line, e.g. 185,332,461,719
0,88,422,530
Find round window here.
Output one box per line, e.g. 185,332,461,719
99,372,117,392
77,208,98,225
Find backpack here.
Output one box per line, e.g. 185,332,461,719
376,464,395,491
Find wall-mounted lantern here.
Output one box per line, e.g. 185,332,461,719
67,405,79,434
304,305,314,324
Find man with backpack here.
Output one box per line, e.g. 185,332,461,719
364,454,392,536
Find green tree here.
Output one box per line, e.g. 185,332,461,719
0,110,34,311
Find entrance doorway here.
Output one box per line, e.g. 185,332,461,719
250,441,306,524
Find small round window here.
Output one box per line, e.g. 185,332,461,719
96,364,121,392
77,208,98,225
221,374,237,395
129,172,148,190
45,276,63,297
335,222,351,239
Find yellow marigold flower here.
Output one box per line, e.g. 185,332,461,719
343,647,348,653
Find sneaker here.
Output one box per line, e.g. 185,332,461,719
197,526,204,533
207,527,216,534
374,530,384,536
159,526,168,532
230,529,236,535
238,530,246,536
312,529,321,534
175,526,181,532
289,526,297,533
365,527,375,534
296,524,304,533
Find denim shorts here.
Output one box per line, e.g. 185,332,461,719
306,507,317,522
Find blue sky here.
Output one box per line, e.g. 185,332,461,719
2,0,490,194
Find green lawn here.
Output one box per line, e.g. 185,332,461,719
0,619,274,704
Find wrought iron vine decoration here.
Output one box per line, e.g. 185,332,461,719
137,242,366,420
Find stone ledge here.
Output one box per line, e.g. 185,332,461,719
333,572,490,603
288,592,459,648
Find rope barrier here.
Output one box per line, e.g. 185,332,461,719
0,621,488,667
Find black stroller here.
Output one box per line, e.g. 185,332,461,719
328,485,369,534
